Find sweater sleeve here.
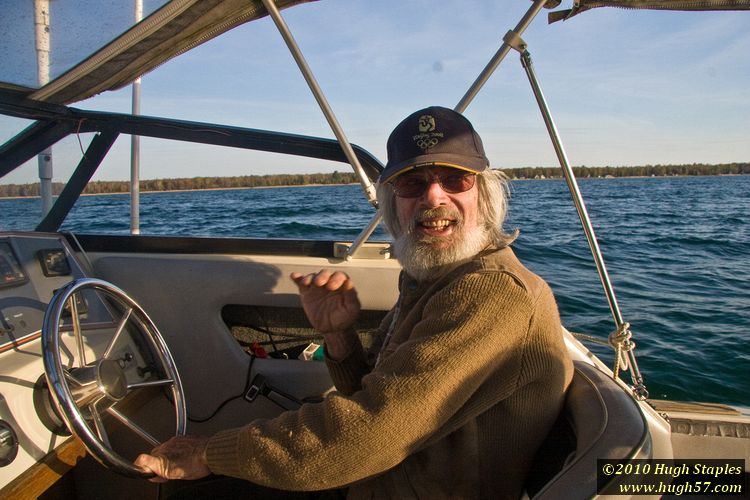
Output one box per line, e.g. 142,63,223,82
323,305,396,395
323,333,369,395
205,271,536,491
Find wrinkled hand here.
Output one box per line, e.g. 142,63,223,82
134,435,211,483
290,270,360,334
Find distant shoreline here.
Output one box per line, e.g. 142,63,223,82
1,172,747,200
0,182,358,200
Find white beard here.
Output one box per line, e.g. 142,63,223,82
392,208,490,282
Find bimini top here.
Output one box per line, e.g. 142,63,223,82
0,0,315,105
3,0,750,106
548,0,750,22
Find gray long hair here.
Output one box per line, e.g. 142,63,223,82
376,168,519,247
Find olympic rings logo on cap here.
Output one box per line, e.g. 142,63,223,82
416,137,439,149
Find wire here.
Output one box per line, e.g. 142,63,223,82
236,335,321,348
162,355,257,423
254,309,280,354
237,320,323,352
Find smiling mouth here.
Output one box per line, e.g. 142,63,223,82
413,207,461,234
418,218,456,231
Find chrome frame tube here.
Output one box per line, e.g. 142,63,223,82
455,0,549,113
345,211,384,260
521,52,623,326
518,49,647,398
130,0,143,235
35,0,54,217
261,0,378,207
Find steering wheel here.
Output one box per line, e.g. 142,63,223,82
42,278,186,478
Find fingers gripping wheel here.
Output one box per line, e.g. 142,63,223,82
42,278,187,478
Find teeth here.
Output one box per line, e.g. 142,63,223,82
420,219,452,228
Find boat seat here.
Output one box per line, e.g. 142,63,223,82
527,360,652,498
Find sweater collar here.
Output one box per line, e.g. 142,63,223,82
400,244,507,290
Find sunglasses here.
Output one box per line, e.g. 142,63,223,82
391,170,476,198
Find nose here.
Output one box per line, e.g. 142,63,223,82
421,178,450,207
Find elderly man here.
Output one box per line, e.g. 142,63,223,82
136,106,572,498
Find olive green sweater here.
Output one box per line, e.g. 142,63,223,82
206,247,573,498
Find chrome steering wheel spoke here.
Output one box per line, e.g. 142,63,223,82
103,307,133,360
106,406,160,447
68,293,87,367
89,401,112,448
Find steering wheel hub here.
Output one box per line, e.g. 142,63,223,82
68,358,129,409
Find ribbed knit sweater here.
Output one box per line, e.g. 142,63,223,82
205,246,573,498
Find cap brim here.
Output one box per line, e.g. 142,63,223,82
379,153,487,184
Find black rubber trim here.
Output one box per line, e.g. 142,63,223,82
66,233,344,258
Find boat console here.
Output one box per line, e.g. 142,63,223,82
0,232,184,495
0,233,92,489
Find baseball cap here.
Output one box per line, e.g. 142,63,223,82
379,106,489,184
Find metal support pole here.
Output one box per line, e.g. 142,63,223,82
38,149,53,215
517,47,647,399
260,0,378,208
37,131,120,232
130,79,141,234
454,0,548,113
520,52,623,326
35,0,53,217
345,211,383,260
130,0,143,235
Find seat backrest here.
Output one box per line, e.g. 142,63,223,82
529,361,652,498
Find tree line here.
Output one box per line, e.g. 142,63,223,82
1,163,748,198
501,162,750,180
0,171,358,198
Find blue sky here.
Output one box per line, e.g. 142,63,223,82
1,0,749,185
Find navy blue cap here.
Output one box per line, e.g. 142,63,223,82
379,106,489,184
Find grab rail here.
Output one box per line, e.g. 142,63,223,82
261,0,378,208
455,0,550,114
507,32,648,400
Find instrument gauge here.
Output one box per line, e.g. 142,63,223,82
38,249,71,277
0,242,27,288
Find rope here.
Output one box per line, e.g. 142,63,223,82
608,322,633,380
572,322,634,380
571,331,609,346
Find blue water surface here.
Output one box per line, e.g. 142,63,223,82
2,176,748,406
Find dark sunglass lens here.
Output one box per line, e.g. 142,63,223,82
392,171,475,197
440,173,475,193
393,176,428,198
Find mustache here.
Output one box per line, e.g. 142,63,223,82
407,207,463,232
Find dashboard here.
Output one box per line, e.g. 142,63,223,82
0,232,115,488
0,234,106,353
0,242,28,288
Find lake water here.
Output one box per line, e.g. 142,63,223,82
2,175,748,406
